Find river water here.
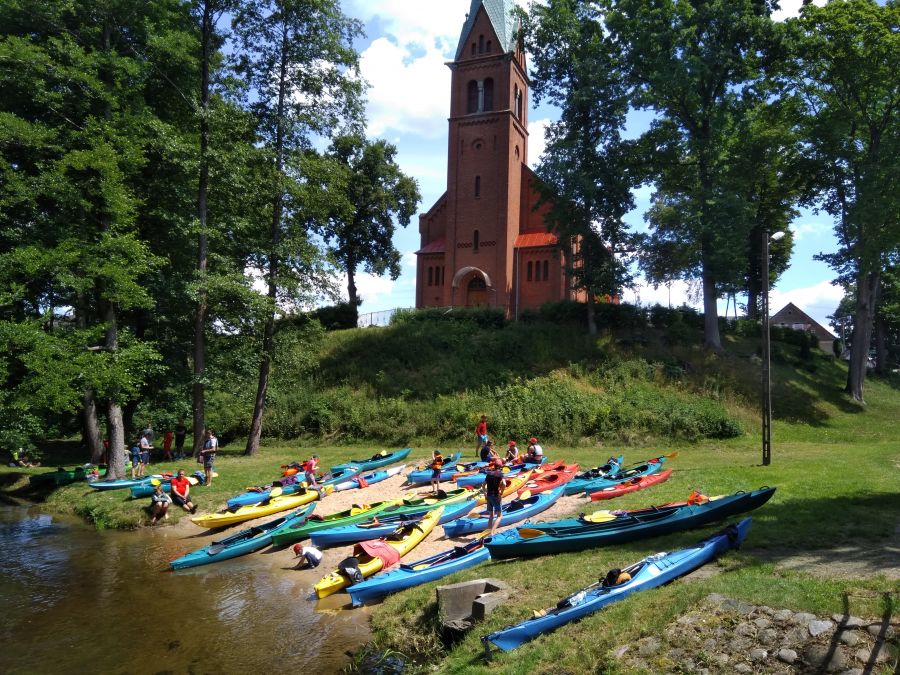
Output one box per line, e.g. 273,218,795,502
0,506,371,674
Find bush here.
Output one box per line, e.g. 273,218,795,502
310,302,359,331
833,338,843,357
391,306,505,329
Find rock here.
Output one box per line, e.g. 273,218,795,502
794,612,817,626
836,670,863,675
734,663,753,673
705,593,728,607
785,626,809,644
735,622,757,637
701,638,718,652
723,598,756,615
777,648,798,664
712,653,729,667
755,605,774,615
668,647,685,660
773,609,794,624
837,629,860,646
636,636,660,657
749,648,768,662
832,614,867,628
809,619,835,637
856,641,897,664
753,617,772,630
759,628,778,645
866,623,896,639
804,644,847,672
612,645,629,659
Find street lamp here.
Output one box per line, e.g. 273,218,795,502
761,229,785,466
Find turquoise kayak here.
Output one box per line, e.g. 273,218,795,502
329,447,411,474
442,487,564,538
562,455,624,495
170,503,317,570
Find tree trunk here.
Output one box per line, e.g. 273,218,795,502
82,390,104,464
245,24,289,456
874,313,887,377
103,300,127,479
192,0,213,457
347,262,358,308
586,292,598,336
122,399,138,440
845,269,879,402
701,253,722,351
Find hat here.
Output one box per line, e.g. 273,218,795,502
292,543,303,557
508,440,516,447
529,437,537,444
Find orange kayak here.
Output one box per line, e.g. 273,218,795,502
589,469,673,501
515,464,579,497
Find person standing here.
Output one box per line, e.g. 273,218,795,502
142,421,155,445
475,415,488,452
162,430,174,461
429,449,444,494
139,432,153,472
149,481,171,525
303,454,320,488
199,429,218,487
484,458,509,536
130,438,143,479
170,469,197,514
174,419,187,460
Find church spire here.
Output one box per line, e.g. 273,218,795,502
455,0,520,60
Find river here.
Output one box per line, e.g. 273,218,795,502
0,506,371,674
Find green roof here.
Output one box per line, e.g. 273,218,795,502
454,0,519,60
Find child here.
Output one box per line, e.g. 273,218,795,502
149,481,171,525
304,454,320,488
430,449,444,494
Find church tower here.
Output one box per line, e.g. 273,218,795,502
416,0,571,315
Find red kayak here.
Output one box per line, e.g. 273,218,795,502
515,464,578,497
589,469,673,501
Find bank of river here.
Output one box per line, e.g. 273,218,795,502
1,505,371,674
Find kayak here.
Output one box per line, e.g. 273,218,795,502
225,467,358,509
333,464,406,491
129,471,215,499
329,447,412,474
191,484,333,529
483,518,752,652
170,503,317,570
310,496,476,548
90,475,158,491
269,498,403,547
514,464,578,497
442,487,564,538
32,466,108,487
348,537,491,607
474,471,533,506
563,455,625,495
456,460,560,489
589,469,673,501
485,487,775,558
314,506,442,599
575,453,675,497
405,451,463,485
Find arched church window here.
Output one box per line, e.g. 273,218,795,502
543,260,549,281
471,43,476,56
467,80,478,114
483,78,494,111
474,229,480,251
515,87,523,121
527,261,533,282
475,175,481,197
428,267,433,286
486,40,492,53
478,34,484,54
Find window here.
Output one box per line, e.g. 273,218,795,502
467,80,478,114
471,43,476,56
483,78,494,111
543,260,549,281
474,229,480,251
527,261,533,282
486,40,492,53
478,34,484,54
427,267,433,286
475,175,481,197
440,266,445,285
515,87,523,121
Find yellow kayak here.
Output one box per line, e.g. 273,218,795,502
474,471,532,505
314,506,443,599
192,484,333,529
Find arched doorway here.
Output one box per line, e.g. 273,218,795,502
467,277,487,307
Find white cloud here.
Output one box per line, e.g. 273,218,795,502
527,117,550,168
621,279,702,310
789,221,830,242
771,0,826,22
770,279,843,330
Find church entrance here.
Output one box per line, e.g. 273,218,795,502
466,277,488,307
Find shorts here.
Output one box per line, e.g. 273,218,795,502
431,469,442,478
486,494,502,514
204,456,215,469
172,492,189,507
478,434,488,444
131,451,141,465
141,451,150,465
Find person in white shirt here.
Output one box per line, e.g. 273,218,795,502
526,437,544,464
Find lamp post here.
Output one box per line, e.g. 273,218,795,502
761,229,785,466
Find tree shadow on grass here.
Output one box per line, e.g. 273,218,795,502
772,363,864,427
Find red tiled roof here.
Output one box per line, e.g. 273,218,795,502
515,232,558,248
416,238,446,255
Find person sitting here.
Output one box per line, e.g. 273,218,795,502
170,470,197,514
429,450,444,494
11,448,37,468
525,437,544,464
149,482,171,525
505,440,520,464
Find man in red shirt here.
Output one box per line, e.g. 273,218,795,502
170,470,197,514
475,415,488,451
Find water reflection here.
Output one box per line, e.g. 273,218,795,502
1,506,370,674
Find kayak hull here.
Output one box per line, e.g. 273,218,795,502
329,447,412,475
483,518,752,651
405,452,463,485
226,467,359,509
562,455,624,495
191,485,333,529
333,464,406,492
442,487,564,538
269,498,402,547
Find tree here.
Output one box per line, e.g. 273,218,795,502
320,134,420,315
233,0,363,455
606,0,776,349
787,0,900,401
522,0,637,335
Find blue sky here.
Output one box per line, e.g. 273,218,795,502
339,0,841,332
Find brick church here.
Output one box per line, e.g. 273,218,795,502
414,0,580,316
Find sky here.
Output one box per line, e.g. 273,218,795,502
338,0,841,333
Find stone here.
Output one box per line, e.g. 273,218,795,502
837,670,863,675
753,617,772,630
804,644,848,672
777,648,798,664
866,623,896,639
636,636,661,657
832,614,867,628
785,626,809,644
705,593,728,607
749,648,768,662
612,645,630,659
734,663,753,673
756,605,774,615
773,609,795,624
837,629,860,646
723,598,756,615
759,628,778,645
735,622,757,637
809,619,835,637
711,653,729,667
794,612,817,626
668,647,685,660
856,642,897,664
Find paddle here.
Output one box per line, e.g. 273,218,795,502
258,486,283,507
581,510,617,523
518,490,532,501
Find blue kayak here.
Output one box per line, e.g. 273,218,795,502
333,464,406,491
170,503,317,570
574,453,672,497
129,470,209,499
455,460,546,488
563,455,624,495
442,487,565,538
483,518,752,652
90,475,159,491
225,467,360,509
348,537,491,607
330,447,411,474
405,451,463,485
311,499,476,548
